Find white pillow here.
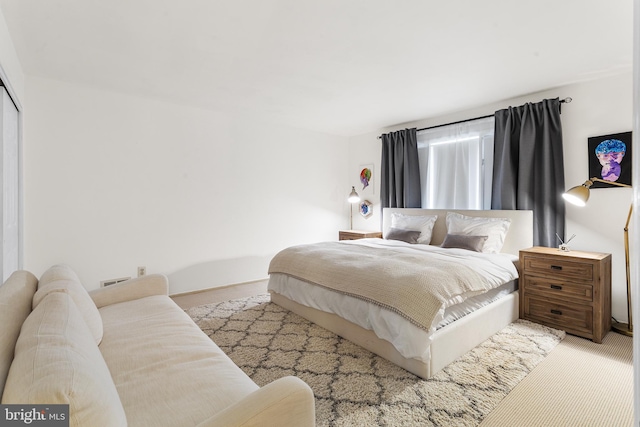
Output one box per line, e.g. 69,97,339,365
390,213,438,244
445,212,511,253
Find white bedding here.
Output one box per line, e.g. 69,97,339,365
268,238,519,363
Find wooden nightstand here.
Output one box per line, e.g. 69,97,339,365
519,246,611,343
338,230,383,241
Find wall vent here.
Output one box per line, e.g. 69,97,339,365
100,277,131,287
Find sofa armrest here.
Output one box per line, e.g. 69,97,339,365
196,376,315,427
89,274,169,308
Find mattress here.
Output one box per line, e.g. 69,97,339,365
268,239,519,364
268,273,517,363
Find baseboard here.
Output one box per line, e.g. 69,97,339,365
169,277,268,298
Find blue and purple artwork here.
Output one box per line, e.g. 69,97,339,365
588,132,632,187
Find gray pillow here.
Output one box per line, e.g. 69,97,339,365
385,227,421,244
441,233,488,252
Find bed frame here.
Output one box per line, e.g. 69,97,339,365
269,208,533,379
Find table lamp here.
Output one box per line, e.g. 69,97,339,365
348,186,360,230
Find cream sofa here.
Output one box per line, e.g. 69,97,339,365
0,265,315,427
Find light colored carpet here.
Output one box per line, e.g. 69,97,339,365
480,331,633,427
187,294,565,426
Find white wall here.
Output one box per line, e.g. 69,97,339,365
23,76,349,294
0,6,23,104
348,72,633,324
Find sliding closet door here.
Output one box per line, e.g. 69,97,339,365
0,87,19,282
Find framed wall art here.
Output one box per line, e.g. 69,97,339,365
359,164,374,197
588,131,632,188
359,200,373,218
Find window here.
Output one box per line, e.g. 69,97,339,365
417,116,494,210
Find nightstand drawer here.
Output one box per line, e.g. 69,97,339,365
521,276,593,303
521,256,594,283
524,296,593,336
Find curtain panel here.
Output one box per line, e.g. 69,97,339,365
380,128,422,208
492,98,565,247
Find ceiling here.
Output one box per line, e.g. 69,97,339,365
0,0,633,136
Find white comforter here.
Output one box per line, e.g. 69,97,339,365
268,238,519,362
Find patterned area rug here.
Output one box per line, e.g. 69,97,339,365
186,294,565,427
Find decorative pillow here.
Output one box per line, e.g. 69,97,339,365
33,265,103,345
2,292,127,426
445,212,511,253
389,213,438,244
385,227,421,244
441,233,488,252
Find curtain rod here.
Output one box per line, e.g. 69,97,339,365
377,97,572,139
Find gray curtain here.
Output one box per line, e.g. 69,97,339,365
381,128,422,208
492,98,565,247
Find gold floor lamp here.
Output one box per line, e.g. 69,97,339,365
562,177,633,336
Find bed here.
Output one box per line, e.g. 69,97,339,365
267,208,533,379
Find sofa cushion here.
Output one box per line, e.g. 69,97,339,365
0,271,38,397
1,291,127,427
98,295,260,427
33,264,103,344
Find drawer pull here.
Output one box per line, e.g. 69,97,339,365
550,265,563,271
550,284,563,290
550,309,563,315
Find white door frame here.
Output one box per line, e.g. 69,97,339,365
0,63,24,276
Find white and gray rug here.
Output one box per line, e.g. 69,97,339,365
186,294,565,427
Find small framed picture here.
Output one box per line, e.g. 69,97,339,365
588,131,632,188
359,200,373,218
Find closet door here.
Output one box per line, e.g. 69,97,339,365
0,87,19,282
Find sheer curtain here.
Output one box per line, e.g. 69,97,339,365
417,117,494,209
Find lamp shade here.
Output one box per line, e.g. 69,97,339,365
562,183,590,207
348,186,360,203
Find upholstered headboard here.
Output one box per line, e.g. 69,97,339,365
382,208,533,256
